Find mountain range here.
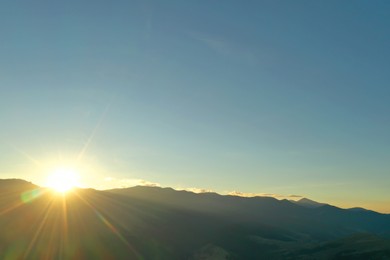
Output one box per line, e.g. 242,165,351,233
0,179,389,259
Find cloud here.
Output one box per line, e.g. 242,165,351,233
101,178,302,200
103,177,160,189
176,187,214,194
138,179,160,187
227,191,302,200
103,178,215,193
288,194,303,198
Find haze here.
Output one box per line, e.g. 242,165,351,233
0,1,389,213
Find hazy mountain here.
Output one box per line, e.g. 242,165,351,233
347,207,376,213
293,198,327,208
0,178,37,192
1,179,389,259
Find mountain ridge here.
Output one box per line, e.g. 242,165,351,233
0,178,384,214
1,178,390,259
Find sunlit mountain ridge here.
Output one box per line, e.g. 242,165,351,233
1,179,390,259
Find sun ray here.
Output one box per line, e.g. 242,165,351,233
5,142,42,166
72,191,141,257
77,100,113,162
23,198,56,259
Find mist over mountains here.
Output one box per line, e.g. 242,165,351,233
1,179,390,259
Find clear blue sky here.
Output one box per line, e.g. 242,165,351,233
1,0,389,212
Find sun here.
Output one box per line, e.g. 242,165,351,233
46,168,80,193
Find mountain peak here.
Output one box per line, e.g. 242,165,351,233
294,197,326,208
0,178,37,189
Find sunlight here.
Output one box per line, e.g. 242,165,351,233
46,168,79,193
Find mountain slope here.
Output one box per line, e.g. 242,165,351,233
293,197,326,208
109,186,390,239
1,180,389,259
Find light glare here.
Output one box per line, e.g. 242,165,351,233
46,168,79,193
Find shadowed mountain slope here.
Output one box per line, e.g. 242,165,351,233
293,198,327,208
1,179,390,259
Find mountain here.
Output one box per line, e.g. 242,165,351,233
293,197,327,208
286,233,390,259
1,179,390,259
347,207,376,213
0,178,37,192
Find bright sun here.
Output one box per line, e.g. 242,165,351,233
46,168,80,193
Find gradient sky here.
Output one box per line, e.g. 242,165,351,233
1,0,389,212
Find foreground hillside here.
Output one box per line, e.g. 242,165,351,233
0,179,389,259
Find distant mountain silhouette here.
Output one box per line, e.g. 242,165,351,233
0,178,37,191
1,179,389,259
293,197,327,208
347,207,376,213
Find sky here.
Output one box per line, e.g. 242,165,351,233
0,0,389,212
